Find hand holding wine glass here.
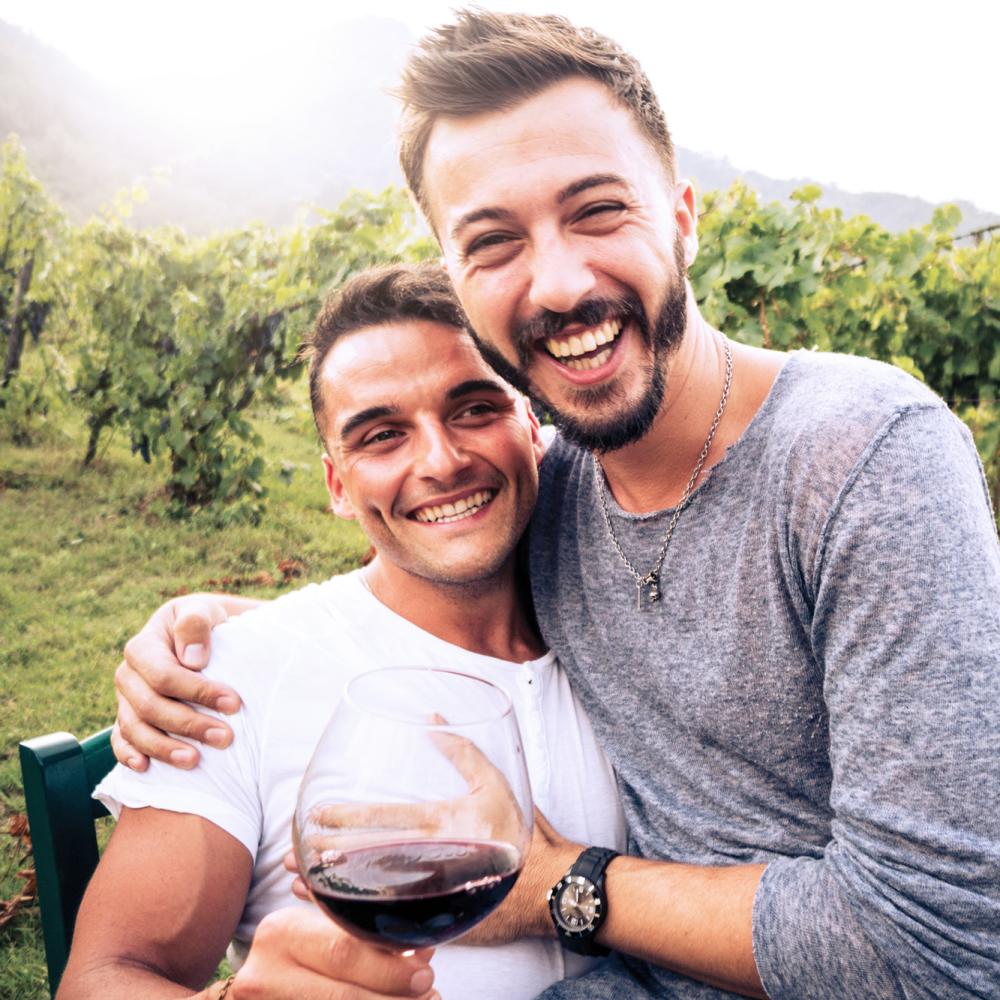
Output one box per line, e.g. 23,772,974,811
294,668,533,951
229,907,439,999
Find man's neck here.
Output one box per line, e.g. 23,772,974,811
598,297,785,514
363,556,546,663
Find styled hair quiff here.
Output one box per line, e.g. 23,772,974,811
396,9,676,215
304,262,468,441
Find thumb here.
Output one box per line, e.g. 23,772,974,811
173,598,229,668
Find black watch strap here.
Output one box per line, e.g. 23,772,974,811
570,845,619,883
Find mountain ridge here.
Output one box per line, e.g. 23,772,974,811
3,17,997,236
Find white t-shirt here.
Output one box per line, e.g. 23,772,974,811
96,571,626,1000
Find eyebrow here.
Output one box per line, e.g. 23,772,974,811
447,378,510,400
450,174,629,242
339,404,399,441
556,173,628,203
450,206,516,243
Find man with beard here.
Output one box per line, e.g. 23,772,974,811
113,10,1000,999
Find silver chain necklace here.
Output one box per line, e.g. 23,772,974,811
597,337,733,611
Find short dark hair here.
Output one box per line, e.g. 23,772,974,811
397,9,675,216
305,262,468,440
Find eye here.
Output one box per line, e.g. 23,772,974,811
361,428,402,448
455,401,498,421
463,231,521,266
575,201,626,226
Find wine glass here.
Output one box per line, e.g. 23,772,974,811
293,667,533,950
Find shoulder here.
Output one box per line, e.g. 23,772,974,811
202,572,370,694
758,351,961,499
226,571,368,636
773,356,997,583
768,350,944,446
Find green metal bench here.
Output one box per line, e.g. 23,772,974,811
19,727,115,998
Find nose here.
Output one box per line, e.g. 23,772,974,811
527,232,596,315
413,420,473,483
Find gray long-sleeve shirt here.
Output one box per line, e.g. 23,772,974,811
530,351,1000,999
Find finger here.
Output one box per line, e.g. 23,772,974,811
311,801,440,834
115,689,200,768
251,909,436,996
110,720,149,772
118,644,240,714
171,597,229,668
429,730,497,787
116,660,235,750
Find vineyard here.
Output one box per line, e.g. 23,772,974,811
1,133,999,996
2,136,998,519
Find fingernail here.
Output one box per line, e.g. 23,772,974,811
410,969,434,995
127,755,143,770
206,728,229,748
170,748,196,767
181,643,206,666
215,694,240,714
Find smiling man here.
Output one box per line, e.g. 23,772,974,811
60,263,626,1000
113,10,1000,1000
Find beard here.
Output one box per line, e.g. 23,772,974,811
470,235,688,453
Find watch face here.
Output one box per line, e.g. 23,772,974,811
552,875,600,934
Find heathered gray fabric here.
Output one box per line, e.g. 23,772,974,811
530,351,1000,1000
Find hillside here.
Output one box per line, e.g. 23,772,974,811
2,17,997,235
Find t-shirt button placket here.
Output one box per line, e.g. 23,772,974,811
521,666,549,799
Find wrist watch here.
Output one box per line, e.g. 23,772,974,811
547,845,620,955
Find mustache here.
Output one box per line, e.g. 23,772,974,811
512,295,647,358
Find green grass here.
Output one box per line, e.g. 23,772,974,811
0,384,368,998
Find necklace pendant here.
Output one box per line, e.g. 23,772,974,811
636,573,661,611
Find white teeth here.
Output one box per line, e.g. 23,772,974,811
414,490,495,524
565,347,613,371
544,321,622,360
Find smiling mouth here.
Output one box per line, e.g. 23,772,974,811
411,489,496,524
541,319,622,371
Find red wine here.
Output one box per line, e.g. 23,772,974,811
306,839,521,948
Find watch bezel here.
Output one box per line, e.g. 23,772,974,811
547,873,603,938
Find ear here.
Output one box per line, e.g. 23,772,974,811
673,179,699,266
322,453,357,520
519,395,547,466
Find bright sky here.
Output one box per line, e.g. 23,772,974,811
3,0,998,212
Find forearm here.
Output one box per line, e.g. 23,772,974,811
597,857,767,998
473,815,766,995
57,954,227,1000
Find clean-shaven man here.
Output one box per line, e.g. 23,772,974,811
116,11,1000,999
59,263,626,1000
